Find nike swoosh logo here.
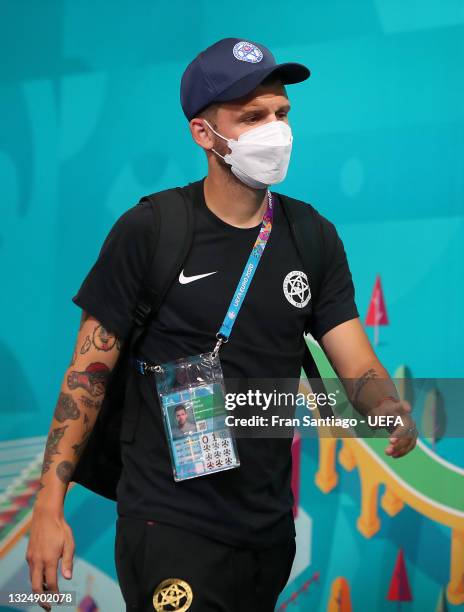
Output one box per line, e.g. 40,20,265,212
179,269,218,284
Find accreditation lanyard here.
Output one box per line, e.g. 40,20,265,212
212,190,274,358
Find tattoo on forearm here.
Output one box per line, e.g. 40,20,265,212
92,325,116,351
53,392,80,422
80,335,91,354
72,413,92,458
56,460,74,485
351,368,379,404
67,362,110,396
41,425,69,475
79,395,102,410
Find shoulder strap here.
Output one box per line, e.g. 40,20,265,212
127,184,194,356
276,192,335,417
120,185,195,442
134,184,194,327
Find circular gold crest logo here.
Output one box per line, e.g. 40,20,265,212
153,578,193,611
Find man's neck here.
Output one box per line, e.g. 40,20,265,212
203,169,268,228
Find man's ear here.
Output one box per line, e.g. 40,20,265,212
190,117,215,151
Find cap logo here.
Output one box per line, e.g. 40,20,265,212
232,41,263,63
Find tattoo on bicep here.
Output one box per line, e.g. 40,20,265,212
80,335,91,354
92,325,116,351
41,425,69,475
72,413,92,458
351,368,379,404
56,460,74,485
67,362,110,396
53,392,80,422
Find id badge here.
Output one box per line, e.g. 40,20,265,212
153,351,240,481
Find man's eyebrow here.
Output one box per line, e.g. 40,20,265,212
237,103,291,117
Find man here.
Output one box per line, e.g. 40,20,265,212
26,37,417,611
171,404,197,439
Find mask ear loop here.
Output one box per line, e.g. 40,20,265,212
203,119,231,160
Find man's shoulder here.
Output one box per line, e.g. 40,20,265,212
107,199,155,242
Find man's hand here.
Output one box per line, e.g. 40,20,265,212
25,506,75,611
371,398,418,458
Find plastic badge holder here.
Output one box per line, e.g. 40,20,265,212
154,351,240,481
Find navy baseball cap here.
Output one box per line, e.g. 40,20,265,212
180,37,310,121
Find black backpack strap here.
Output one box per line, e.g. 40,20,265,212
276,192,335,418
133,185,195,326
120,185,194,442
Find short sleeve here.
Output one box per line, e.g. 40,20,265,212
309,218,359,342
71,203,155,341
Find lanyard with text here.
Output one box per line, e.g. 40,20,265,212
145,189,275,482
212,189,274,358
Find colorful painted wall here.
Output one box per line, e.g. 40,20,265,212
1,1,463,610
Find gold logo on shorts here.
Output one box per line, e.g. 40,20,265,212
153,578,193,611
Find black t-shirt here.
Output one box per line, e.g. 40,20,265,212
72,176,359,548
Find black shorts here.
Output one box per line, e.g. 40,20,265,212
115,516,296,611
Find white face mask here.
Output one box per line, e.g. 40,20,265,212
203,118,293,190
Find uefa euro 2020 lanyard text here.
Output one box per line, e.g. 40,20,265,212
212,188,274,356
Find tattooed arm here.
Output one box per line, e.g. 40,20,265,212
26,310,122,608
318,317,418,459
36,310,121,504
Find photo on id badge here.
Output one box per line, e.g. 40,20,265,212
169,401,198,439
